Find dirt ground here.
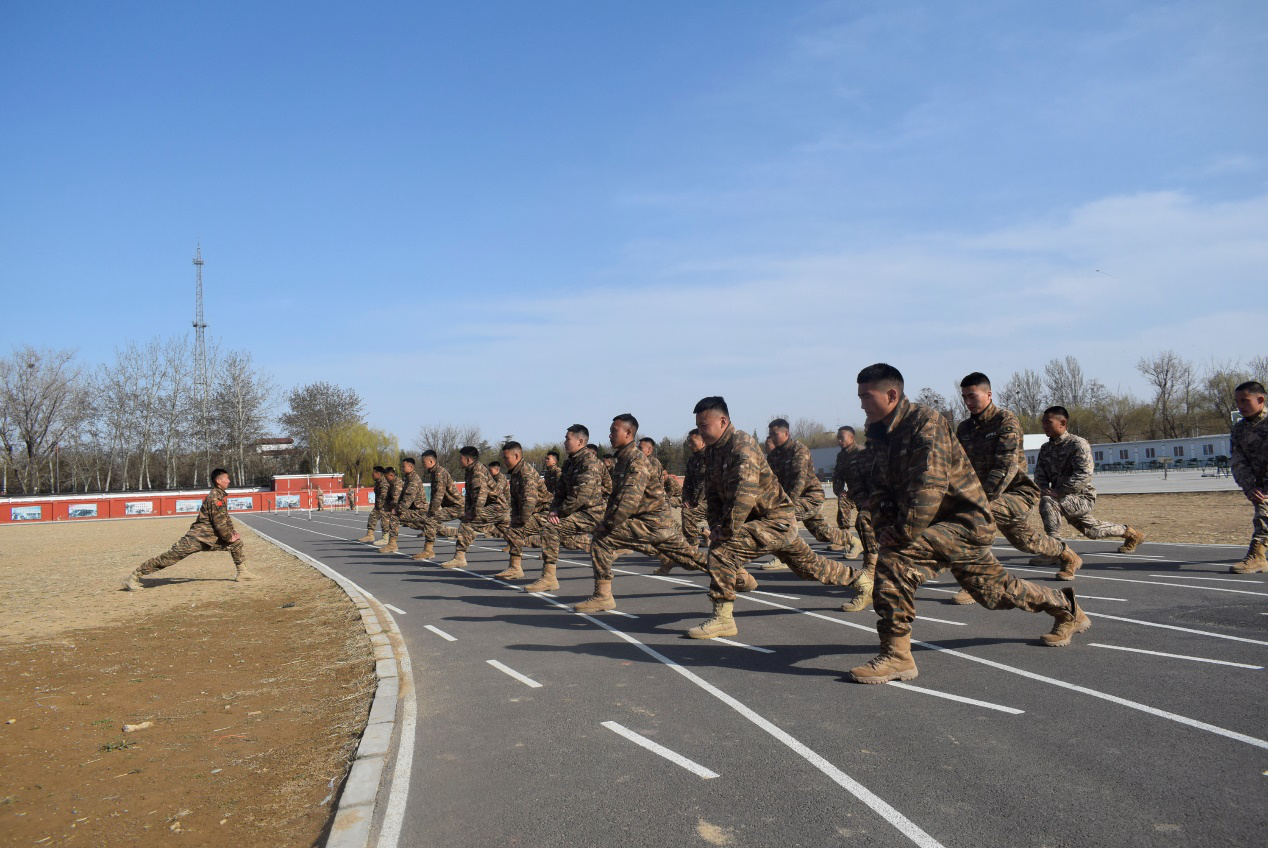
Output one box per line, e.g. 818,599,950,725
0,517,376,847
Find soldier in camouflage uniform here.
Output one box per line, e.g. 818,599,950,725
491,442,551,580
410,451,464,560
679,429,710,549
391,458,429,555
955,374,1083,599
1231,381,1268,573
686,398,873,639
124,468,254,589
530,425,606,591
487,462,511,523
766,419,849,561
831,426,868,559
638,437,665,481
847,365,1089,684
662,469,683,508
832,427,879,612
380,467,404,552
1035,406,1144,556
575,414,703,613
543,450,562,496
441,448,503,568
356,466,391,544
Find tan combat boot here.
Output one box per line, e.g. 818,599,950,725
951,588,976,605
493,555,525,580
1042,588,1091,647
840,566,874,612
849,633,918,683
235,562,257,582
500,545,511,553
372,538,389,547
574,579,616,613
736,569,758,593
1055,546,1084,580
761,558,789,571
121,571,145,591
1230,540,1268,574
652,555,676,575
525,561,559,593
844,533,864,560
356,532,375,543
686,600,737,639
380,539,398,554
440,551,467,569
412,541,436,561
1117,526,1145,553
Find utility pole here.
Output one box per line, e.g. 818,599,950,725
193,244,211,485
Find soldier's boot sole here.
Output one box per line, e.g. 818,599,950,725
355,533,375,543
1055,548,1084,581
827,543,846,552
951,588,977,605
1117,527,1145,553
1042,588,1091,647
421,543,435,559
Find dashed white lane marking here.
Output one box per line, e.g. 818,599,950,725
1088,643,1263,669
609,610,639,619
751,590,802,600
710,637,776,654
1084,552,1167,560
600,721,719,779
648,575,697,585
1083,612,1268,647
424,624,457,642
887,682,1025,715
384,603,407,615
916,615,967,626
1149,574,1266,585
1006,565,1268,597
486,659,542,688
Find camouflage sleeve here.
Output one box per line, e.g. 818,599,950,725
895,418,950,545
831,450,847,496
682,462,698,505
721,444,762,537
1230,427,1257,496
786,445,811,498
513,477,534,525
427,471,442,515
559,458,600,516
1033,446,1051,490
604,456,649,530
983,416,1022,500
210,494,236,542
1058,440,1094,496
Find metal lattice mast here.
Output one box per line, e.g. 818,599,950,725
192,243,211,484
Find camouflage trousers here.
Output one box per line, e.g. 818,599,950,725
680,502,708,548
455,506,507,553
707,518,861,602
874,521,1069,639
856,508,878,557
797,496,846,547
541,510,601,566
366,508,388,534
1039,493,1126,540
418,506,463,541
495,514,545,556
837,495,858,531
396,507,430,532
138,531,244,576
1251,500,1268,545
993,491,1064,558
592,517,702,581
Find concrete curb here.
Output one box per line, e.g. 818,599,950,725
245,524,411,848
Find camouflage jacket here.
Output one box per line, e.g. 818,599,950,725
1231,409,1268,495
463,462,492,518
864,397,993,547
189,486,236,544
488,473,509,510
383,476,404,511
398,470,428,511
645,452,666,485
704,424,795,537
768,437,823,503
602,441,671,532
831,444,862,497
551,448,605,519
507,461,550,526
372,475,390,508
543,464,562,495
426,465,462,514
1034,432,1096,498
598,462,613,500
683,449,707,506
956,403,1040,502
663,474,683,500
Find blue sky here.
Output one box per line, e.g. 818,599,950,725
2,1,1265,446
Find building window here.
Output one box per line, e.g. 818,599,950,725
1119,449,1128,460
1094,450,1104,461
1203,444,1214,456
1145,448,1155,459
1173,446,1184,457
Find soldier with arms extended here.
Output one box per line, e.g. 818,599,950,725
1035,406,1144,557
954,373,1083,599
767,419,852,561
492,442,551,580
412,450,464,561
530,424,606,592
441,448,501,569
688,397,872,639
356,466,391,544
848,364,1089,684
575,414,702,613
391,458,429,555
124,468,254,589
1230,380,1268,573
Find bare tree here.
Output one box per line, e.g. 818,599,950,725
1248,355,1268,384
790,416,827,442
997,369,1046,418
1093,392,1147,442
157,335,193,488
915,387,954,423
414,423,485,476
1200,359,1250,432
0,347,89,493
214,350,277,483
280,381,364,472
1137,350,1197,438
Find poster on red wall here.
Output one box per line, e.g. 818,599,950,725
175,499,201,513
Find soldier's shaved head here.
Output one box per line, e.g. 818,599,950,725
856,363,904,391
768,418,790,433
612,414,638,433
693,396,729,417
402,458,416,468
1041,406,1070,439
611,415,638,449
1234,382,1266,420
857,363,904,425
1236,381,1266,397
459,446,480,459
211,468,229,486
960,372,991,390
421,449,438,459
694,397,731,446
502,441,523,455
961,372,993,416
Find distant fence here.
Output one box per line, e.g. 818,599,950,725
0,486,371,525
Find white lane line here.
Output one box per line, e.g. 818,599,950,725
923,587,960,594
648,575,697,586
1084,612,1268,647
916,615,967,627
1088,643,1263,669
424,624,457,642
710,637,776,654
751,590,802,600
486,659,542,688
1006,565,1268,597
384,603,407,616
1085,552,1167,560
609,610,639,619
1150,574,1266,585
1074,595,1128,602
600,721,719,779
888,682,1025,715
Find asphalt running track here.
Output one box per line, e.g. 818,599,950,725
241,510,1267,848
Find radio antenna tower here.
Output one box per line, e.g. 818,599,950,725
192,243,211,484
